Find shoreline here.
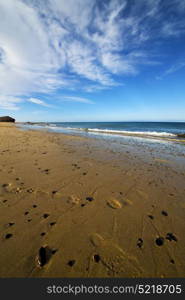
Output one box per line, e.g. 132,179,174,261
0,123,185,277
17,123,185,145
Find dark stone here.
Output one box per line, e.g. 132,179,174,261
5,233,13,239
43,213,49,219
0,116,15,122
68,260,76,267
148,215,154,220
166,233,177,242
137,238,143,248
94,254,101,263
155,237,164,246
50,222,56,226
52,191,57,195
8,222,15,227
38,247,47,267
86,197,94,202
37,246,55,267
161,210,168,216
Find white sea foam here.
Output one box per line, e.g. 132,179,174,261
86,128,176,137
43,125,177,138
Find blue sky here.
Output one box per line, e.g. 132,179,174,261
0,0,185,122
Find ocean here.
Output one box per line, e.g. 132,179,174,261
22,122,185,140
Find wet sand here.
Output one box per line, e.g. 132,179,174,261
0,123,185,277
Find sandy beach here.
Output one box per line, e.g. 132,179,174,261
0,123,185,278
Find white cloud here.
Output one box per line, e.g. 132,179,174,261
0,95,22,110
156,62,185,79
101,53,137,75
65,40,114,85
162,22,185,37
165,62,185,75
28,97,51,107
60,96,94,104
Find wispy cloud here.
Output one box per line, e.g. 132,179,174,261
28,97,52,107
164,62,185,75
0,0,185,110
60,96,94,104
0,95,22,110
156,62,185,79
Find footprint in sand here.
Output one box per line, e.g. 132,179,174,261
67,195,80,205
15,187,22,193
1,183,12,193
161,210,168,216
72,163,77,166
148,215,154,220
2,183,23,194
37,246,55,267
90,233,142,276
37,246,51,267
122,198,133,206
137,238,143,249
166,233,177,242
67,260,76,267
6,222,15,227
43,213,50,219
94,254,101,263
5,233,13,239
72,164,81,170
50,222,56,226
86,197,94,202
170,259,175,264
52,190,62,198
42,169,50,175
36,190,48,198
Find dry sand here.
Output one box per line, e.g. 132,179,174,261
0,123,185,277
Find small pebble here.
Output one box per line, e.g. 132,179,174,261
166,233,177,242
5,233,13,239
94,254,101,263
68,260,76,267
137,238,143,248
161,210,168,216
148,215,154,220
155,237,164,246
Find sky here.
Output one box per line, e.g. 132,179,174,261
0,0,185,122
